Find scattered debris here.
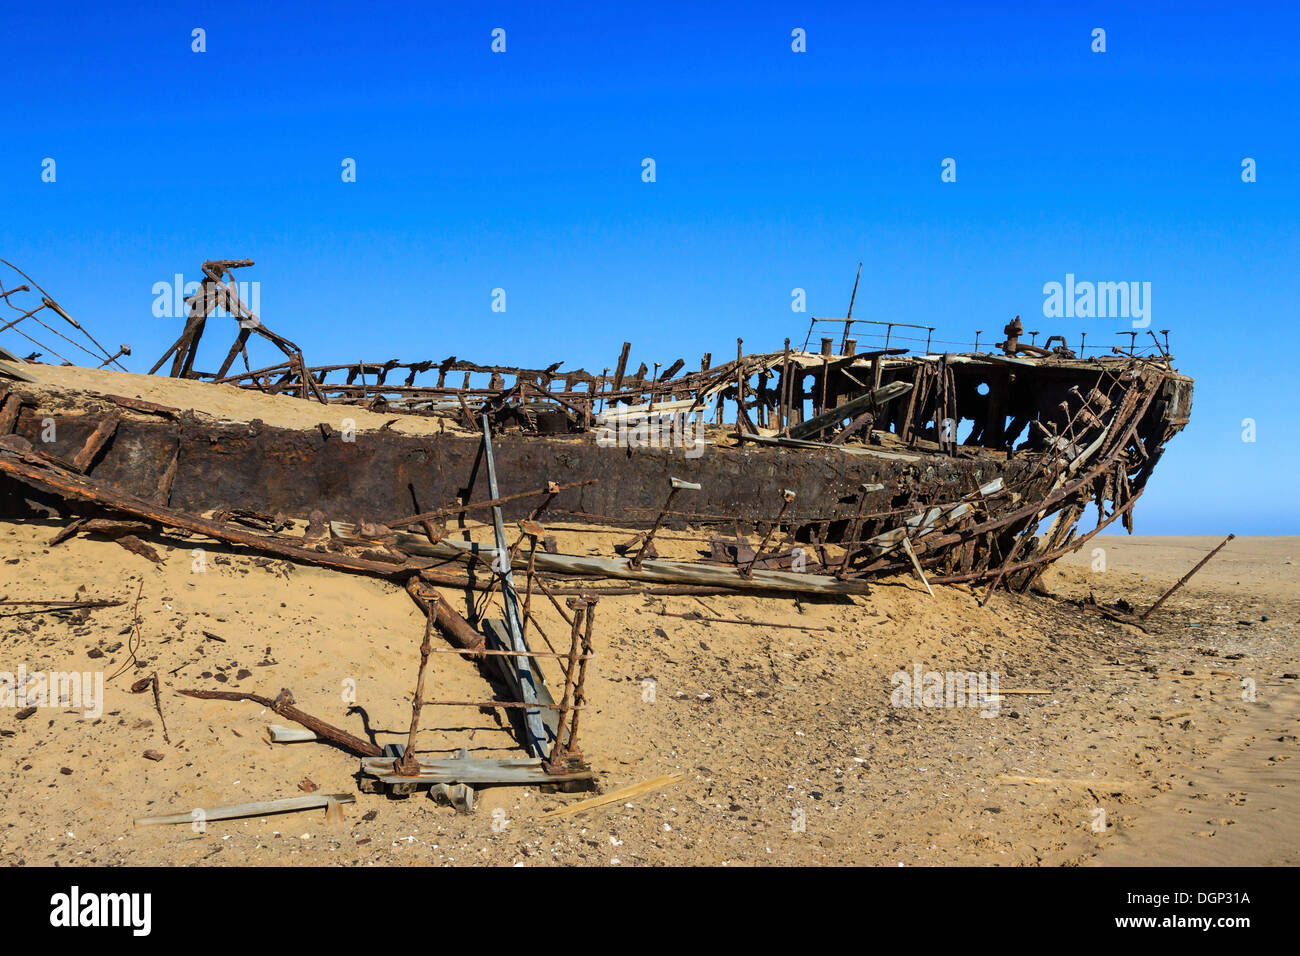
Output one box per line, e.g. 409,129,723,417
1140,533,1235,620
177,687,383,758
130,672,170,744
540,772,686,820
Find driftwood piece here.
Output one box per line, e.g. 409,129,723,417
0,598,123,608
85,518,154,538
47,517,87,546
51,518,156,545
176,686,382,757
0,597,124,618
996,774,1141,791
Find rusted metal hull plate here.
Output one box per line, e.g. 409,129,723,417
7,409,1030,535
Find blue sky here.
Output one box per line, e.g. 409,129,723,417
2,2,1296,534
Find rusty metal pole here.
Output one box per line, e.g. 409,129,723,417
633,489,677,567
395,613,435,776
547,598,586,769
743,490,795,577
819,352,830,422
735,338,745,431
779,337,791,435
841,262,862,353
1140,533,1235,621
519,519,542,642
631,477,699,568
566,597,596,756
836,483,876,579
96,344,131,369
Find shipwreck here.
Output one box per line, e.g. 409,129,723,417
0,258,1193,789
0,258,1192,596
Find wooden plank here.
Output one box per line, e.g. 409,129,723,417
0,360,36,383
990,689,1051,695
735,431,925,461
134,793,355,827
612,342,631,391
857,477,1005,558
788,380,912,441
369,531,873,596
900,536,934,597
360,755,592,786
540,772,685,820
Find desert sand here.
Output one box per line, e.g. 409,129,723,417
15,362,463,437
2,356,1295,867
1,511,1295,867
